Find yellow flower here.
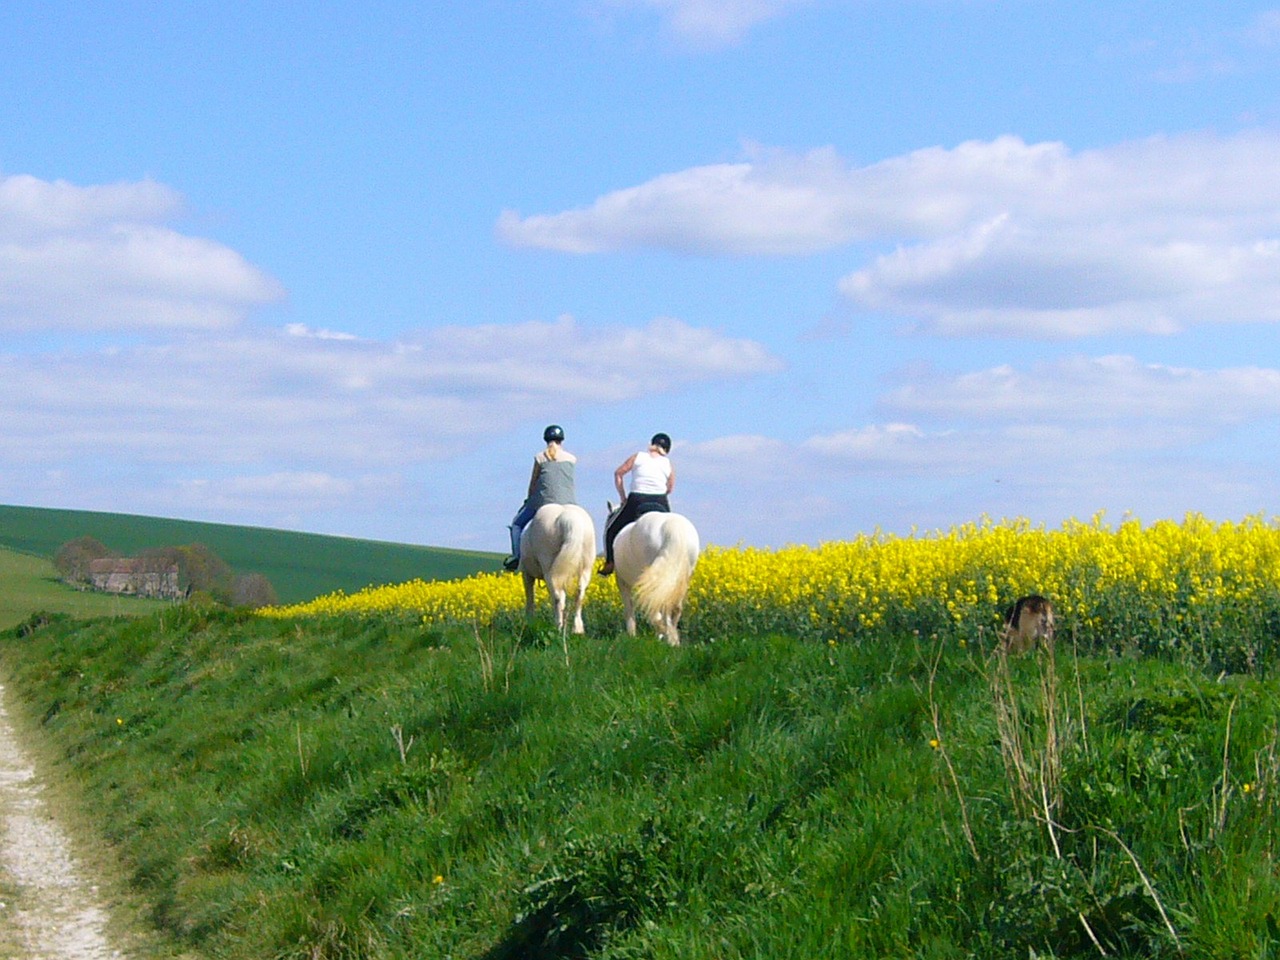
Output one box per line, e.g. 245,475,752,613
929,738,940,750
433,874,445,884
260,513,1280,657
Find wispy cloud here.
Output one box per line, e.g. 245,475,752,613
600,0,810,48
0,315,781,470
1133,6,1280,82
0,173,285,333
799,355,1280,473
0,166,787,539
499,144,888,255
501,132,1280,338
880,355,1280,427
174,471,368,514
675,353,1280,542
1242,9,1280,47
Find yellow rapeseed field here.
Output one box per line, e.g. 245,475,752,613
265,514,1280,649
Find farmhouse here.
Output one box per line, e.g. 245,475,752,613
88,558,184,600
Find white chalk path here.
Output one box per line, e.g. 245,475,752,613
0,677,124,960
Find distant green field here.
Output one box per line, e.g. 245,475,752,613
0,504,502,605
0,546,166,629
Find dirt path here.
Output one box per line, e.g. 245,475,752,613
0,676,125,960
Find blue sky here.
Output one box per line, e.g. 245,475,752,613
3,0,1280,551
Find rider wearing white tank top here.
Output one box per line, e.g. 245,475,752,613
600,433,675,575
629,449,672,495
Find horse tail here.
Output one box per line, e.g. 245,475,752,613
548,507,595,592
632,515,699,621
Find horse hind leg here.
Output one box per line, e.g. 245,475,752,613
551,587,569,632
667,601,685,647
570,575,588,635
523,573,537,621
663,612,681,647
650,607,679,646
661,616,680,647
621,585,638,637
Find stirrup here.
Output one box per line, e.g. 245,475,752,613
502,555,520,572
598,561,614,576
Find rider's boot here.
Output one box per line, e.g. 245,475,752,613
503,524,521,571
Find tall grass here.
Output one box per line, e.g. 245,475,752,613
3,597,1279,958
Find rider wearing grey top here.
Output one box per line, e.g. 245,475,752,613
504,425,578,571
529,452,576,508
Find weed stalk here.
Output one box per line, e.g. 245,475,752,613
391,723,414,764
918,639,980,861
296,722,309,780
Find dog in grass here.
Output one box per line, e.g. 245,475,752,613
1002,594,1056,654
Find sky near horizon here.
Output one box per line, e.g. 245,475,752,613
3,0,1280,552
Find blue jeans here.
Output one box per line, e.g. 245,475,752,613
508,500,539,558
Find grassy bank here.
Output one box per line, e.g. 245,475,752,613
2,605,1278,958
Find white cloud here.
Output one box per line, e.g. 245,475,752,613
500,131,1280,337
803,355,1280,474
802,422,937,464
881,355,1280,428
0,310,780,538
0,315,781,470
677,433,789,480
396,314,783,402
0,173,285,332
601,0,809,48
1243,9,1280,47
174,472,363,514
498,144,902,255
669,352,1280,543
285,323,360,341
1130,7,1280,82
842,216,1280,337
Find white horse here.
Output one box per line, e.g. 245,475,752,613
606,502,700,646
519,504,596,634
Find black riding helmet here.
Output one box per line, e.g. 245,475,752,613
650,432,671,452
544,424,565,443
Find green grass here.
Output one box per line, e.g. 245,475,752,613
0,504,502,604
0,546,168,629
3,607,1278,959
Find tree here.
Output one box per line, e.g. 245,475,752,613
57,538,266,607
231,573,279,608
54,536,111,585
174,543,235,600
